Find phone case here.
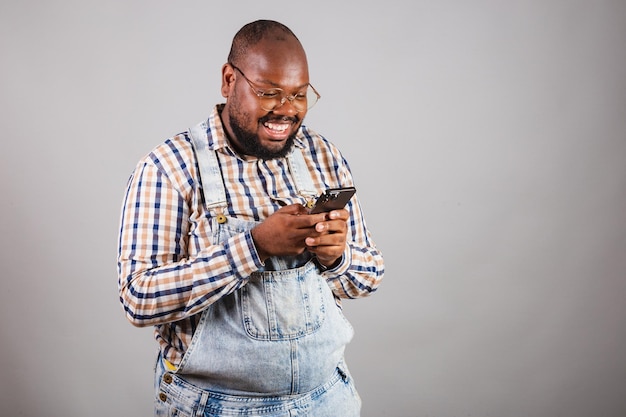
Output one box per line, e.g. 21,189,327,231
309,187,356,214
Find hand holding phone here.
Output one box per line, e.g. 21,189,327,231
309,187,356,214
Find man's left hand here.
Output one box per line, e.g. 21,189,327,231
305,209,349,268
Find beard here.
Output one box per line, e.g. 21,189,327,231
227,109,301,160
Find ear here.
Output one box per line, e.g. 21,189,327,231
221,63,236,98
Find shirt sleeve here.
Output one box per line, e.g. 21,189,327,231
317,151,385,299
117,159,263,327
322,194,385,299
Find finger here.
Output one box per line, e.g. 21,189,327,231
306,231,345,248
328,208,349,220
315,219,347,234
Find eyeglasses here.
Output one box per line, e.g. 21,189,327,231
229,63,321,113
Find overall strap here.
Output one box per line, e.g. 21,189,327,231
190,119,318,213
287,147,318,205
188,121,228,216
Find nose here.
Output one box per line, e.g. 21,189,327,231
272,95,302,116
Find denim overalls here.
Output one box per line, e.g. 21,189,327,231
154,121,361,416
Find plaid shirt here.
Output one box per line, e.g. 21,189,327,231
117,105,384,365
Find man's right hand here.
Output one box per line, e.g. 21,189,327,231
250,204,327,262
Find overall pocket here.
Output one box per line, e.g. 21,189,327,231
242,264,326,340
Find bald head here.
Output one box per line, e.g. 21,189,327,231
227,20,302,67
220,21,312,159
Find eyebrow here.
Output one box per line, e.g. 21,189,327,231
232,63,310,92
254,80,310,91
253,75,309,91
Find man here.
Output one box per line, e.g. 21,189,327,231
117,20,384,416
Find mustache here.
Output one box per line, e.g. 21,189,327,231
259,114,299,124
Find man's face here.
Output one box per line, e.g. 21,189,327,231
220,39,310,159
225,86,302,159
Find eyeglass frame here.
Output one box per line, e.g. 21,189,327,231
228,63,321,113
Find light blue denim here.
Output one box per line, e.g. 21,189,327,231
155,349,360,417
154,217,359,416
154,131,361,416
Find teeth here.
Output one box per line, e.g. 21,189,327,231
264,122,289,132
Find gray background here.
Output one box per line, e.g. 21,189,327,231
1,1,625,416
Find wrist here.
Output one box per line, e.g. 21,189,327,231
250,227,269,262
316,255,342,271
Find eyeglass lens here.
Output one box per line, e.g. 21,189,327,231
259,86,319,112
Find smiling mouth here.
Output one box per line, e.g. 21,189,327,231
264,121,290,134
261,116,298,140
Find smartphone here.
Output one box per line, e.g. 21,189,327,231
309,187,356,214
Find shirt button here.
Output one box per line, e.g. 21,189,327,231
216,214,227,224
163,373,173,384
159,393,167,402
